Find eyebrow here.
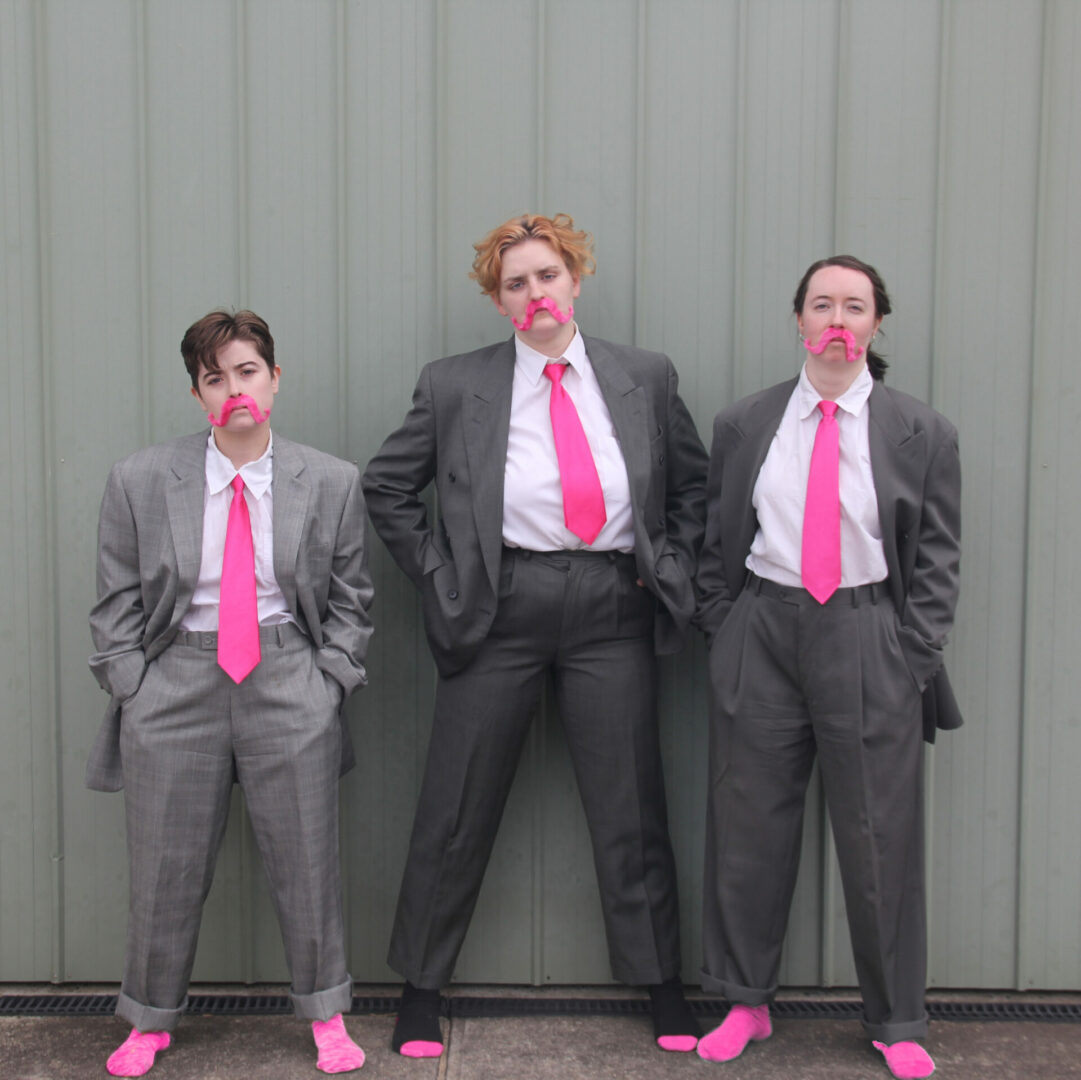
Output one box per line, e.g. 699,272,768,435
811,293,868,303
200,358,257,381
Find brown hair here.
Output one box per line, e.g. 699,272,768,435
470,213,596,296
793,255,892,380
180,309,275,387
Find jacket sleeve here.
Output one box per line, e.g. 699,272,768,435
88,462,148,704
313,465,376,699
361,363,444,586
693,412,739,642
661,359,709,573
897,425,962,690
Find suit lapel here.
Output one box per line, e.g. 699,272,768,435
165,432,211,620
271,434,311,615
868,381,923,603
585,337,650,519
463,339,515,594
727,379,795,559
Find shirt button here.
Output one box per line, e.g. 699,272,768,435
447,589,459,601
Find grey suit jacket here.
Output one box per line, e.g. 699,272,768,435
86,429,374,791
695,376,962,741
362,335,709,677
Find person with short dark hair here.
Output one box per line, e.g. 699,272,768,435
363,213,709,1057
87,310,373,1076
695,257,962,1080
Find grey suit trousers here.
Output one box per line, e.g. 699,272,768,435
702,576,928,1043
388,547,683,988
116,623,351,1032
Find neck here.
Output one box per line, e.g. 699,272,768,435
804,357,866,401
212,424,271,469
517,321,577,360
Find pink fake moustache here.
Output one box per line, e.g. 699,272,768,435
803,326,863,363
512,297,574,331
208,395,272,426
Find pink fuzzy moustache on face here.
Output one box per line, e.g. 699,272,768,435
512,296,574,331
803,326,863,363
208,395,272,426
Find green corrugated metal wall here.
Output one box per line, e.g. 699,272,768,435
1,0,1079,990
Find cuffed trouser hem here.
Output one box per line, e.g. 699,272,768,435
700,969,775,1007
862,1011,929,1043
115,990,187,1033
291,975,353,1022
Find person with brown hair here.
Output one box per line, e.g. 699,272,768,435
695,257,962,1079
363,213,708,1057
88,310,373,1076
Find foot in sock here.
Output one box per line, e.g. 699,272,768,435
106,1028,171,1078
312,1013,365,1074
648,977,701,1051
392,983,444,1058
873,1039,935,1079
697,1003,771,1063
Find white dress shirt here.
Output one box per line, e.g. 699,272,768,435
179,430,294,630
747,364,888,588
502,327,635,552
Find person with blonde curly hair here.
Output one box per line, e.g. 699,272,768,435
364,212,708,1058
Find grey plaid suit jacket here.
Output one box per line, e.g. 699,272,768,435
86,430,374,791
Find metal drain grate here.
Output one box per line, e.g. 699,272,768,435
2,993,1079,1023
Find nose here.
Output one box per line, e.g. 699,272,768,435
830,304,845,326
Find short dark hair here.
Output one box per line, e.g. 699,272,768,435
793,255,892,380
181,309,275,387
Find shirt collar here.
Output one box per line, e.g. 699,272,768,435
513,325,588,385
205,429,274,499
797,362,873,420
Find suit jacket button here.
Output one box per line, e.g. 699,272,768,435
447,589,459,600
658,453,665,464
449,472,456,482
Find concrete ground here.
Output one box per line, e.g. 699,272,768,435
2,986,1080,1080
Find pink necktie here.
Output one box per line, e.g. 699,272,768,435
802,400,841,604
218,475,261,682
543,362,607,545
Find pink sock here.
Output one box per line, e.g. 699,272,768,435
873,1039,935,1079
657,1034,700,1052
696,1004,772,1063
312,1013,365,1074
106,1028,171,1077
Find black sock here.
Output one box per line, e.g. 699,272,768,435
648,976,702,1039
391,982,444,1052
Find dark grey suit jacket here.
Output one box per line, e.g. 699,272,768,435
86,430,375,791
695,376,962,741
362,335,709,677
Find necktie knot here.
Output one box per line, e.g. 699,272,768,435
543,361,567,386
817,400,839,420
231,474,245,495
